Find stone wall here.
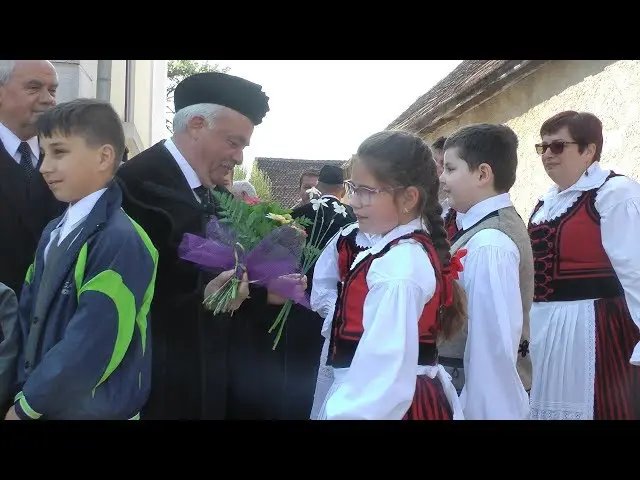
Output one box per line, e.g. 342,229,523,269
425,60,640,218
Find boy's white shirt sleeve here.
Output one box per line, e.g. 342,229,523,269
458,229,530,420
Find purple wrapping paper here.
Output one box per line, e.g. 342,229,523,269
178,217,310,308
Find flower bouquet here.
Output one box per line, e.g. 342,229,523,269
266,187,350,347
178,189,312,347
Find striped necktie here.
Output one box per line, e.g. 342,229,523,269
18,141,35,178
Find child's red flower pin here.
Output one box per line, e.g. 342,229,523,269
448,248,467,280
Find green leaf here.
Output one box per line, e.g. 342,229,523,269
296,216,313,227
209,190,301,252
246,210,258,228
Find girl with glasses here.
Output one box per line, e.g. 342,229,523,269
310,130,466,420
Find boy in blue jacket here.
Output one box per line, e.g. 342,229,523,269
4,98,158,420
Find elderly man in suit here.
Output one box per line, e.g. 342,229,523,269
116,71,308,420
0,60,65,298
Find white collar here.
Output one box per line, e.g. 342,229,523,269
321,194,339,201
341,222,378,249
0,121,39,159
164,138,202,190
58,188,107,230
456,192,512,230
350,217,427,270
540,161,610,202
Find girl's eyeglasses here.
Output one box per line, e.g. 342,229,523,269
535,141,578,155
344,180,402,207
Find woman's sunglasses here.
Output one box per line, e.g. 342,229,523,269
535,141,578,155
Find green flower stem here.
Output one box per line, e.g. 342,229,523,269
314,219,335,255
269,201,344,350
202,255,244,315
203,279,237,315
301,218,335,274
307,205,322,249
269,299,293,350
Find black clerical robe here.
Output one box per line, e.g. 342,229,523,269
116,140,296,420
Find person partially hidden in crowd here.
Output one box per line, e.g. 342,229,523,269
0,60,65,298
290,164,355,420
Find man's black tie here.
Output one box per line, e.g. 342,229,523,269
194,185,214,214
18,142,35,178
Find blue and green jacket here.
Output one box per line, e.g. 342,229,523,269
13,181,158,420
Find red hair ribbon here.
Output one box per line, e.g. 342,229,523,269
441,249,467,307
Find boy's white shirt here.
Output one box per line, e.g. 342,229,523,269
44,188,108,263
454,193,530,420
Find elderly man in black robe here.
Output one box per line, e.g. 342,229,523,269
116,72,304,420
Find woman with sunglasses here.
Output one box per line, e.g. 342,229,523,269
528,111,640,420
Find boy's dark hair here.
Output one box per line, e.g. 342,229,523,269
36,98,126,171
299,170,319,188
444,123,518,193
431,136,447,151
540,111,603,162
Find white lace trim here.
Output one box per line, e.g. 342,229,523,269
529,407,587,420
530,164,610,225
349,219,426,271
530,190,582,225
585,301,596,419
355,230,372,249
530,302,596,420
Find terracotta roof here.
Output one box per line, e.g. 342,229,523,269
387,60,550,135
254,157,347,208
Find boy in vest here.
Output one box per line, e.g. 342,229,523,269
4,98,158,420
438,123,532,420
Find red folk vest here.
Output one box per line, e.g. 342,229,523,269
528,172,624,302
328,230,443,369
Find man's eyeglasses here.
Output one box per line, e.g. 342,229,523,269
535,141,579,155
344,180,400,207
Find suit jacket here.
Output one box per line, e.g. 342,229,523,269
115,140,271,420
0,141,65,298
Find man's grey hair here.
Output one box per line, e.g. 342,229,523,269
172,103,232,133
0,61,16,85
0,60,57,87
232,180,257,198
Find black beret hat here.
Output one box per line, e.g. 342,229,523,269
173,71,270,125
318,165,344,185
